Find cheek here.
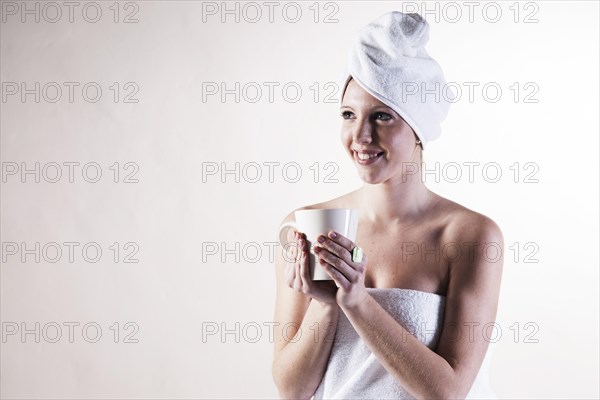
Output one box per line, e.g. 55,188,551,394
386,136,405,150
340,129,352,148
380,130,416,161
388,124,414,146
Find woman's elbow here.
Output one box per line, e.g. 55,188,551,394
431,382,471,400
275,387,314,400
272,364,314,400
420,376,470,400
273,379,314,400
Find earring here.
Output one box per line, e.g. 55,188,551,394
416,140,421,145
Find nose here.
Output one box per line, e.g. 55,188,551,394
353,118,374,144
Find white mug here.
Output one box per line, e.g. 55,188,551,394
278,208,360,281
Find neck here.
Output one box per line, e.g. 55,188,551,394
357,169,436,225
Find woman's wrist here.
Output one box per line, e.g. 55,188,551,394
312,298,339,313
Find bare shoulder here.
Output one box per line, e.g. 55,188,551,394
436,195,504,248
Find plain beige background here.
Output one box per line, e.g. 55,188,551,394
1,1,598,398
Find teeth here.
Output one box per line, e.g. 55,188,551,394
357,152,381,160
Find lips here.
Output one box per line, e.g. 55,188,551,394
352,148,383,155
353,150,384,165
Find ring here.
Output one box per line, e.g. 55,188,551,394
351,246,363,263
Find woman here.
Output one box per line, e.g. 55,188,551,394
272,11,503,400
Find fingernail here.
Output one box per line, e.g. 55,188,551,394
329,231,337,238
317,235,325,243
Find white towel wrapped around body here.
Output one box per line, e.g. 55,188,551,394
312,288,497,399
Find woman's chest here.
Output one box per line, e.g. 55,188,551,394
355,225,450,296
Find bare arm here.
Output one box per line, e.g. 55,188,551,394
318,216,504,399
272,214,340,399
272,299,339,399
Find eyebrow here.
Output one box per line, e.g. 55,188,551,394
340,105,400,118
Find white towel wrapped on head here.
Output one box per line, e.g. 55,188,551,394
338,11,456,149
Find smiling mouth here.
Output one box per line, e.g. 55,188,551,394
353,151,384,165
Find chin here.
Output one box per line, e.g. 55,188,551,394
357,171,386,184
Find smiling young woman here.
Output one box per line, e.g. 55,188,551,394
340,77,424,185
272,11,503,400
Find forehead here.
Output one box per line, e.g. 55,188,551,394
342,79,394,110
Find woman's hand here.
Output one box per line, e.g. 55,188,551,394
314,231,370,310
284,229,338,306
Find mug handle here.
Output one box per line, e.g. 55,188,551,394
278,221,298,248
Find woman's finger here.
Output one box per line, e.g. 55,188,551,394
293,261,303,291
298,244,311,293
316,247,356,285
326,231,356,253
315,234,353,267
318,254,346,289
293,233,305,290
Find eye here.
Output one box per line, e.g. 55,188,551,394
340,111,354,119
374,112,392,121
